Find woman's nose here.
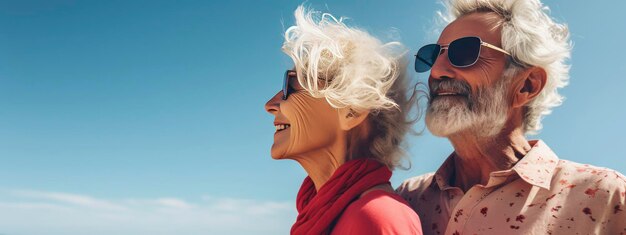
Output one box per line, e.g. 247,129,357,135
264,91,283,114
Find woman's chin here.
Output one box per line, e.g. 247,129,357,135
270,145,289,160
270,154,286,160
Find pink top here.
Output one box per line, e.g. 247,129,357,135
331,190,423,235
397,140,626,235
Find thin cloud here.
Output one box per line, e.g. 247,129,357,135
0,189,296,235
153,198,194,209
12,189,129,211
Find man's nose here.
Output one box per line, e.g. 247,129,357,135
429,49,457,82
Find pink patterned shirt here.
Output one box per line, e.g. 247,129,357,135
397,140,626,235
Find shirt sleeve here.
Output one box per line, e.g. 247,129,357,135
605,171,626,234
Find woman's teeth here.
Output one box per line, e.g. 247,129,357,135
275,124,291,131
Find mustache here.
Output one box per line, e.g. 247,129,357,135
429,78,471,98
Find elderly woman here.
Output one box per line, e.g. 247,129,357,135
264,6,422,235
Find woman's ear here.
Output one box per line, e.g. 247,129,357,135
512,66,547,108
337,107,370,131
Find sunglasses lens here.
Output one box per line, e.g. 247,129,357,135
415,44,440,73
282,70,289,100
448,37,481,67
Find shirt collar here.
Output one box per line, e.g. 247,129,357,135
431,140,559,190
431,152,457,191
508,140,559,189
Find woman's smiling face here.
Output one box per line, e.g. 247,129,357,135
264,71,341,160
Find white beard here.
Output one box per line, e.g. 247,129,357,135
425,80,509,138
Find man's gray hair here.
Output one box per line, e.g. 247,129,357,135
440,0,572,134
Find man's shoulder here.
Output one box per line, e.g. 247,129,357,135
549,159,626,232
553,159,626,195
555,159,626,183
396,172,436,197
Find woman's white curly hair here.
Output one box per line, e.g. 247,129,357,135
439,0,572,134
282,6,420,169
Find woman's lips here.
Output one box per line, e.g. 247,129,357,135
275,124,291,132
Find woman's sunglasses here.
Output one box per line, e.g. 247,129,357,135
282,69,297,100
414,36,510,73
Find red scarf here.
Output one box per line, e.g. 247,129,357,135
291,158,392,235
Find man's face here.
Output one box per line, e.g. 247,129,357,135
425,12,513,137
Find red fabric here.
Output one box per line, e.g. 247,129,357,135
331,190,423,235
291,158,392,235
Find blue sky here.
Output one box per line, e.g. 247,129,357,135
0,0,624,234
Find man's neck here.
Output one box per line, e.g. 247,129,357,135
447,125,532,192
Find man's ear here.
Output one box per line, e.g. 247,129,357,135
512,66,547,108
337,107,370,131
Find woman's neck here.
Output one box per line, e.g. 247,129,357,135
292,120,372,191
292,138,347,191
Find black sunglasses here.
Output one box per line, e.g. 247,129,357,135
282,69,297,100
414,36,510,73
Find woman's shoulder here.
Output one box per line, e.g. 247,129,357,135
331,190,423,235
347,190,421,221
354,190,413,211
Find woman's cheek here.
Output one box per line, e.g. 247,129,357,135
281,93,338,155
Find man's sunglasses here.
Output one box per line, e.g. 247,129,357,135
414,36,510,73
282,69,297,100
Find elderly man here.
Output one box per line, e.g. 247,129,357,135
397,0,626,234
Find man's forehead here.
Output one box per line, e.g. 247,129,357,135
438,12,503,45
